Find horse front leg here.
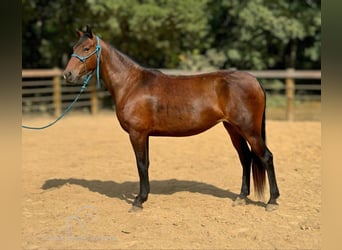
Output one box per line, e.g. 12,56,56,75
129,131,150,212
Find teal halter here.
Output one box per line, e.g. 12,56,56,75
71,35,102,89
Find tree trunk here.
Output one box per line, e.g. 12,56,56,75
287,39,298,68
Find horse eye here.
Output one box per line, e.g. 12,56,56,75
84,47,90,52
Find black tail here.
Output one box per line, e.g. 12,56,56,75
251,96,267,198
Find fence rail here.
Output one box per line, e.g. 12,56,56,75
22,68,321,121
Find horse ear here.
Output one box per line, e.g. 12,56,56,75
75,30,83,38
85,25,93,39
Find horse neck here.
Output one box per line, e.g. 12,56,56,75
99,40,142,104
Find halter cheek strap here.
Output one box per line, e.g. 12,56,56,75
71,36,102,89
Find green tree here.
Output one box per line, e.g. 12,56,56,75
87,0,210,68
22,0,93,68
22,0,320,70
205,0,321,70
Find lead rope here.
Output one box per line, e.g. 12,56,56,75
21,73,92,130
22,36,102,130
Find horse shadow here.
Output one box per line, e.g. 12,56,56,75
41,178,265,208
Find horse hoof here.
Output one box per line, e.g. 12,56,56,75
128,205,143,213
265,203,279,212
232,197,246,207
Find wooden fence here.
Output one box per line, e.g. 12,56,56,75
22,68,111,117
22,68,321,121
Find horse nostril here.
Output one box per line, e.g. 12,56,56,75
63,71,72,81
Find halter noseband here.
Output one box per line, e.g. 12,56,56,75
71,36,102,88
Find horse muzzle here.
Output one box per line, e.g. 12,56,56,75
63,70,80,84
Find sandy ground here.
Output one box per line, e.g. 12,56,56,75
22,112,321,249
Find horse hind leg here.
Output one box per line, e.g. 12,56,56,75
223,122,252,206
246,134,280,211
262,148,280,211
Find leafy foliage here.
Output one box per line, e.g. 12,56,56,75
22,0,320,70
207,0,321,69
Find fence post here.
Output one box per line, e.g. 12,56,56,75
90,79,98,114
52,68,61,117
285,68,295,121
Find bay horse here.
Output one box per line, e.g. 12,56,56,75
63,26,280,212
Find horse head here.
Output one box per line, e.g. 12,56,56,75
63,25,100,85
